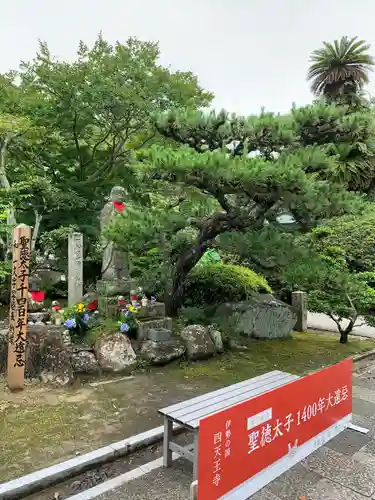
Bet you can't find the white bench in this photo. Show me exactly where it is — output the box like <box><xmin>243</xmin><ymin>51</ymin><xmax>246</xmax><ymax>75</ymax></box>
<box><xmin>159</xmin><ymin>370</ymin><xmax>299</xmax><ymax>482</ymax></box>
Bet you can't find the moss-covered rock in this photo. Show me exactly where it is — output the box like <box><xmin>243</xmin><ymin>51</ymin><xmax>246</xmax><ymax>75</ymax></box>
<box><xmin>214</xmin><ymin>296</ymin><xmax>296</xmax><ymax>340</ymax></box>
<box><xmin>180</xmin><ymin>324</ymin><xmax>216</xmax><ymax>360</ymax></box>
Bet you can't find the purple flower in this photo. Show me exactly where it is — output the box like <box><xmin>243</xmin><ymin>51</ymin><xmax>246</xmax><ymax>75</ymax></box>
<box><xmin>83</xmin><ymin>313</ymin><xmax>90</xmax><ymax>322</ymax></box>
<box><xmin>64</xmin><ymin>318</ymin><xmax>76</xmax><ymax>329</ymax></box>
<box><xmin>120</xmin><ymin>323</ymin><xmax>130</xmax><ymax>333</ymax></box>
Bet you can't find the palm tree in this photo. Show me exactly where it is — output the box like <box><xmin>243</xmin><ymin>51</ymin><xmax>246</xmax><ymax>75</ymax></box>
<box><xmin>326</xmin><ymin>142</ymin><xmax>375</xmax><ymax>191</ymax></box>
<box><xmin>308</xmin><ymin>37</ymin><xmax>375</xmax><ymax>101</ymax></box>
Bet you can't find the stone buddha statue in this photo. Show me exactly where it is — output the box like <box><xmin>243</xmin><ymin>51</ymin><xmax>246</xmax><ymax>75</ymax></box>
<box><xmin>100</xmin><ymin>186</ymin><xmax>129</xmax><ymax>281</ymax></box>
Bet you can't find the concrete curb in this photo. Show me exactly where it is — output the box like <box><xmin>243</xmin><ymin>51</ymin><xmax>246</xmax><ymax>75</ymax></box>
<box><xmin>352</xmin><ymin>347</ymin><xmax>375</xmax><ymax>363</ymax></box>
<box><xmin>308</xmin><ymin>325</ymin><xmax>375</xmax><ymax>340</ymax></box>
<box><xmin>0</xmin><ymin>423</ymin><xmax>182</xmax><ymax>500</ymax></box>
<box><xmin>65</xmin><ymin>453</ymin><xmax>180</xmax><ymax>500</ymax></box>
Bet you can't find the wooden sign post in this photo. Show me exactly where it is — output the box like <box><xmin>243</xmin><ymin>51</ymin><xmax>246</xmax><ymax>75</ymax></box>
<box><xmin>7</xmin><ymin>224</ymin><xmax>31</xmax><ymax>391</ymax></box>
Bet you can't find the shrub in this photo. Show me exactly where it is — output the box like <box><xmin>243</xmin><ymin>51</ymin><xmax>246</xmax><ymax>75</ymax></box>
<box><xmin>183</xmin><ymin>264</ymin><xmax>271</xmax><ymax>307</ymax></box>
<box><xmin>180</xmin><ymin>306</ymin><xmax>211</xmax><ymax>325</ymax></box>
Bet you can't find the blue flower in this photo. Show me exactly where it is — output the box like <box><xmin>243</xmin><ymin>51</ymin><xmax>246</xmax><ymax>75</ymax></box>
<box><xmin>64</xmin><ymin>318</ymin><xmax>76</xmax><ymax>329</ymax></box>
<box><xmin>83</xmin><ymin>313</ymin><xmax>90</xmax><ymax>322</ymax></box>
<box><xmin>120</xmin><ymin>323</ymin><xmax>130</xmax><ymax>333</ymax></box>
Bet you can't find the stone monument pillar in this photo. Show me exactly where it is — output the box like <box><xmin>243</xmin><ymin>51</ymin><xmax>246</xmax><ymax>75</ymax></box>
<box><xmin>292</xmin><ymin>291</ymin><xmax>307</xmax><ymax>332</ymax></box>
<box><xmin>68</xmin><ymin>232</ymin><xmax>83</xmax><ymax>306</ymax></box>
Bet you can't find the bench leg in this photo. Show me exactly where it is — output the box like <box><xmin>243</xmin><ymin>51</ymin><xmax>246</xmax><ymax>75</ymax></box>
<box><xmin>163</xmin><ymin>417</ymin><xmax>173</xmax><ymax>467</ymax></box>
<box><xmin>193</xmin><ymin>430</ymin><xmax>199</xmax><ymax>481</ymax></box>
<box><xmin>190</xmin><ymin>480</ymin><xmax>198</xmax><ymax>500</ymax></box>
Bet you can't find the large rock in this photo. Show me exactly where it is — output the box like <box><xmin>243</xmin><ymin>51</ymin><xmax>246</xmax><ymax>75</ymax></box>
<box><xmin>0</xmin><ymin>325</ymin><xmax>73</xmax><ymax>380</ymax></box>
<box><xmin>207</xmin><ymin>325</ymin><xmax>224</xmax><ymax>353</ymax></box>
<box><xmin>94</xmin><ymin>333</ymin><xmax>137</xmax><ymax>373</ymax></box>
<box><xmin>180</xmin><ymin>324</ymin><xmax>216</xmax><ymax>360</ymax></box>
<box><xmin>40</xmin><ymin>368</ymin><xmax>73</xmax><ymax>387</ymax></box>
<box><xmin>71</xmin><ymin>348</ymin><xmax>100</xmax><ymax>374</ymax></box>
<box><xmin>228</xmin><ymin>338</ymin><xmax>251</xmax><ymax>351</ymax></box>
<box><xmin>40</xmin><ymin>338</ymin><xmax>74</xmax><ymax>386</ymax></box>
<box><xmin>215</xmin><ymin>296</ymin><xmax>296</xmax><ymax>340</ymax></box>
<box><xmin>139</xmin><ymin>339</ymin><xmax>186</xmax><ymax>365</ymax></box>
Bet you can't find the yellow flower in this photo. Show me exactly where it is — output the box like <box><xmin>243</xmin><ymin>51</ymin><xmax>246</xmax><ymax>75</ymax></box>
<box><xmin>128</xmin><ymin>305</ymin><xmax>138</xmax><ymax>313</ymax></box>
<box><xmin>76</xmin><ymin>303</ymin><xmax>84</xmax><ymax>313</ymax></box>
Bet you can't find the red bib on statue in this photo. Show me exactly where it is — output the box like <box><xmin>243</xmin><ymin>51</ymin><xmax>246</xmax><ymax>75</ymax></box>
<box><xmin>113</xmin><ymin>201</ymin><xmax>125</xmax><ymax>213</ymax></box>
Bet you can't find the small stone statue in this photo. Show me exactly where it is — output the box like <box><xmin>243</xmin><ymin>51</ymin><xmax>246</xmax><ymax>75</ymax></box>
<box><xmin>51</xmin><ymin>300</ymin><xmax>64</xmax><ymax>326</ymax></box>
<box><xmin>100</xmin><ymin>186</ymin><xmax>129</xmax><ymax>281</ymax></box>
<box><xmin>28</xmin><ymin>291</ymin><xmax>45</xmax><ymax>312</ymax></box>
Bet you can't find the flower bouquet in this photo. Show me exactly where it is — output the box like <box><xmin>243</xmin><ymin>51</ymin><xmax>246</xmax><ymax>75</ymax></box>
<box><xmin>63</xmin><ymin>302</ymin><xmax>93</xmax><ymax>342</ymax></box>
<box><xmin>119</xmin><ymin>303</ymin><xmax>139</xmax><ymax>338</ymax></box>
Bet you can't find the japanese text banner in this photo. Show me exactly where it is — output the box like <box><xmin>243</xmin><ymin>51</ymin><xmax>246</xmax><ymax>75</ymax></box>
<box><xmin>198</xmin><ymin>358</ymin><xmax>352</xmax><ymax>500</ymax></box>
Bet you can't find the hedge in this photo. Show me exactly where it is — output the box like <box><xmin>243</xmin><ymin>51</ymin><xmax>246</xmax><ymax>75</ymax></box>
<box><xmin>183</xmin><ymin>263</ymin><xmax>271</xmax><ymax>306</ymax></box>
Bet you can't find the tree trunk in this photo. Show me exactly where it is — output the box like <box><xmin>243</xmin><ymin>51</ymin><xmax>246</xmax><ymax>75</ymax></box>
<box><xmin>0</xmin><ymin>136</ymin><xmax>16</xmax><ymax>227</ymax></box>
<box><xmin>328</xmin><ymin>312</ymin><xmax>355</xmax><ymax>345</ymax></box>
<box><xmin>340</xmin><ymin>317</ymin><xmax>355</xmax><ymax>344</ymax></box>
<box><xmin>339</xmin><ymin>330</ymin><xmax>348</xmax><ymax>344</ymax></box>
<box><xmin>0</xmin><ymin>136</ymin><xmax>17</xmax><ymax>260</ymax></box>
<box><xmin>165</xmin><ymin>241</ymin><xmax>208</xmax><ymax>317</ymax></box>
<box><xmin>31</xmin><ymin>210</ymin><xmax>43</xmax><ymax>252</ymax></box>
<box><xmin>167</xmin><ymin>249</ymin><xmax>208</xmax><ymax>316</ymax></box>
<box><xmin>165</xmin><ymin>280</ymin><xmax>185</xmax><ymax>318</ymax></box>
<box><xmin>165</xmin><ymin>205</ymin><xmax>272</xmax><ymax>317</ymax></box>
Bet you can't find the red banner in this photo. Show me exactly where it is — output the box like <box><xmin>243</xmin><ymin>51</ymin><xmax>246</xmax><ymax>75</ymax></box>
<box><xmin>198</xmin><ymin>358</ymin><xmax>353</xmax><ymax>500</ymax></box>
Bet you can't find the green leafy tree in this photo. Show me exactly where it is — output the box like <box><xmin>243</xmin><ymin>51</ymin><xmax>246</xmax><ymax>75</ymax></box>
<box><xmin>308</xmin><ymin>36</ymin><xmax>374</xmax><ymax>103</ymax></box>
<box><xmin>292</xmin><ymin>103</ymin><xmax>375</xmax><ymax>191</ymax></box>
<box><xmin>0</xmin><ymin>35</ymin><xmax>213</xmax><ymax>285</ymax></box>
<box><xmin>284</xmin><ymin>244</ymin><xmax>375</xmax><ymax>343</ymax></box>
<box><xmin>15</xmin><ymin>35</ymin><xmax>213</xmax><ymax>192</ymax></box>
<box><xmin>308</xmin><ymin>210</ymin><xmax>375</xmax><ymax>273</ymax></box>
<box><xmin>109</xmin><ymin>107</ymin><xmax>356</xmax><ymax>316</ymax></box>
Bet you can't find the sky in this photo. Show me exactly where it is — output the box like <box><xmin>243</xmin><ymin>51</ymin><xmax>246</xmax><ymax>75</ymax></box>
<box><xmin>2</xmin><ymin>0</ymin><xmax>375</xmax><ymax>115</ymax></box>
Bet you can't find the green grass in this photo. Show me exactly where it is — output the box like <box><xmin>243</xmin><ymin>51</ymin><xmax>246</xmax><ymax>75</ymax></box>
<box><xmin>0</xmin><ymin>400</ymin><xmax>84</xmax><ymax>480</ymax></box>
<box><xmin>165</xmin><ymin>331</ymin><xmax>375</xmax><ymax>384</ymax></box>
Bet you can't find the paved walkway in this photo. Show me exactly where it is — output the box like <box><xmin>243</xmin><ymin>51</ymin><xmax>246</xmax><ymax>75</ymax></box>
<box><xmin>308</xmin><ymin>312</ymin><xmax>375</xmax><ymax>339</ymax></box>
<box><xmin>98</xmin><ymin>361</ymin><xmax>375</xmax><ymax>500</ymax></box>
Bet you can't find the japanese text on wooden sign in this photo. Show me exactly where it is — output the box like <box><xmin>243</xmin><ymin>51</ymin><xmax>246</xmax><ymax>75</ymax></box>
<box><xmin>7</xmin><ymin>224</ymin><xmax>31</xmax><ymax>391</ymax></box>
<box><xmin>198</xmin><ymin>358</ymin><xmax>352</xmax><ymax>500</ymax></box>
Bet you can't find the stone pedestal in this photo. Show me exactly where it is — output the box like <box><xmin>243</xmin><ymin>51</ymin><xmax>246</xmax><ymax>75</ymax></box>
<box><xmin>136</xmin><ymin>302</ymin><xmax>171</xmax><ymax>341</ymax></box>
<box><xmin>97</xmin><ymin>279</ymin><xmax>134</xmax><ymax>318</ymax></box>
<box><xmin>97</xmin><ymin>278</ymin><xmax>135</xmax><ymax>297</ymax></box>
<box><xmin>137</xmin><ymin>317</ymin><xmax>173</xmax><ymax>341</ymax></box>
<box><xmin>148</xmin><ymin>328</ymin><xmax>172</xmax><ymax>342</ymax></box>
<box><xmin>138</xmin><ymin>302</ymin><xmax>166</xmax><ymax>319</ymax></box>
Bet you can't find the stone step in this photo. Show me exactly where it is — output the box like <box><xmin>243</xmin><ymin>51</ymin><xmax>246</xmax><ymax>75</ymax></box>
<box><xmin>147</xmin><ymin>328</ymin><xmax>172</xmax><ymax>342</ymax></box>
<box><xmin>137</xmin><ymin>317</ymin><xmax>172</xmax><ymax>341</ymax></box>
<box><xmin>137</xmin><ymin>302</ymin><xmax>166</xmax><ymax>319</ymax></box>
